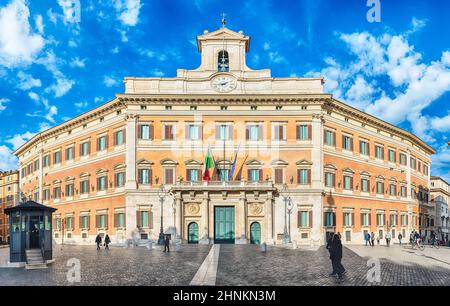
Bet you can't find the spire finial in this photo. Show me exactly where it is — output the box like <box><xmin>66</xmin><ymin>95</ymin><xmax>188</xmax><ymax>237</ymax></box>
<box><xmin>221</xmin><ymin>13</ymin><xmax>226</xmax><ymax>28</ymax></box>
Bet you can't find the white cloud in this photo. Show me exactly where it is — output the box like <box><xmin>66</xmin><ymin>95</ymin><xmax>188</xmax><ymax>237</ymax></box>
<box><xmin>0</xmin><ymin>97</ymin><xmax>9</xmax><ymax>112</ymax></box>
<box><xmin>28</xmin><ymin>92</ymin><xmax>39</xmax><ymax>101</ymax></box>
<box><xmin>430</xmin><ymin>113</ymin><xmax>450</xmax><ymax>132</ymax></box>
<box><xmin>0</xmin><ymin>145</ymin><xmax>18</xmax><ymax>170</ymax></box>
<box><xmin>263</xmin><ymin>42</ymin><xmax>270</xmax><ymax>50</ymax></box>
<box><xmin>115</xmin><ymin>0</ymin><xmax>142</xmax><ymax>27</ymax></box>
<box><xmin>68</xmin><ymin>40</ymin><xmax>77</xmax><ymax>48</ymax></box>
<box><xmin>37</xmin><ymin>51</ymin><xmax>75</xmax><ymax>98</ymax></box>
<box><xmin>74</xmin><ymin>100</ymin><xmax>88</xmax><ymax>108</ymax></box>
<box><xmin>0</xmin><ymin>0</ymin><xmax>45</xmax><ymax>67</ymax></box>
<box><xmin>34</xmin><ymin>14</ymin><xmax>44</xmax><ymax>34</ymax></box>
<box><xmin>6</xmin><ymin>130</ymin><xmax>35</xmax><ymax>150</ymax></box>
<box><xmin>46</xmin><ymin>78</ymin><xmax>74</xmax><ymax>98</ymax></box>
<box><xmin>94</xmin><ymin>97</ymin><xmax>104</xmax><ymax>103</ymax></box>
<box><xmin>47</xmin><ymin>8</ymin><xmax>58</xmax><ymax>24</ymax></box>
<box><xmin>17</xmin><ymin>71</ymin><xmax>41</xmax><ymax>90</ymax></box>
<box><xmin>103</xmin><ymin>75</ymin><xmax>119</xmax><ymax>87</ymax></box>
<box><xmin>268</xmin><ymin>51</ymin><xmax>286</xmax><ymax>64</ymax></box>
<box><xmin>57</xmin><ymin>0</ymin><xmax>81</xmax><ymax>24</ymax></box>
<box><xmin>150</xmin><ymin>69</ymin><xmax>164</xmax><ymax>77</ymax></box>
<box><xmin>70</xmin><ymin>56</ymin><xmax>85</xmax><ymax>68</ymax></box>
<box><xmin>26</xmin><ymin>105</ymin><xmax>58</xmax><ymax>123</ymax></box>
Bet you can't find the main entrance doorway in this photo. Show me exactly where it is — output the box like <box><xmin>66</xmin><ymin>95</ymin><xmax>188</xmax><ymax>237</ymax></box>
<box><xmin>214</xmin><ymin>207</ymin><xmax>235</xmax><ymax>243</ymax></box>
<box><xmin>250</xmin><ymin>222</ymin><xmax>261</xmax><ymax>244</ymax></box>
<box><xmin>188</xmin><ymin>222</ymin><xmax>199</xmax><ymax>244</ymax></box>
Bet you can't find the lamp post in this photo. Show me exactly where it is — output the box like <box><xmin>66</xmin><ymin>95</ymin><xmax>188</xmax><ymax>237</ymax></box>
<box><xmin>280</xmin><ymin>184</ymin><xmax>291</xmax><ymax>244</ymax></box>
<box><xmin>287</xmin><ymin>197</ymin><xmax>293</xmax><ymax>243</ymax></box>
<box><xmin>157</xmin><ymin>184</ymin><xmax>166</xmax><ymax>245</ymax></box>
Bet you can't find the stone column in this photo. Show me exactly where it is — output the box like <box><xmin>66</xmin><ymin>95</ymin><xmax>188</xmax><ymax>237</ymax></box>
<box><xmin>38</xmin><ymin>148</ymin><xmax>43</xmax><ymax>203</ymax></box>
<box><xmin>406</xmin><ymin>149</ymin><xmax>413</xmax><ymax>234</ymax></box>
<box><xmin>265</xmin><ymin>191</ymin><xmax>274</xmax><ymax>244</ymax></box>
<box><xmin>311</xmin><ymin>113</ymin><xmax>324</xmax><ymax>245</ymax></box>
<box><xmin>200</xmin><ymin>191</ymin><xmax>210</xmax><ymax>244</ymax></box>
<box><xmin>236</xmin><ymin>191</ymin><xmax>247</xmax><ymax>244</ymax></box>
<box><xmin>125</xmin><ymin>114</ymin><xmax>137</xmax><ymax>190</ymax></box>
<box><xmin>175</xmin><ymin>195</ymin><xmax>182</xmax><ymax>240</ymax></box>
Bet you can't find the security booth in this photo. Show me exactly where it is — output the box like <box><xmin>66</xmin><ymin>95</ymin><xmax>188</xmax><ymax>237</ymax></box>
<box><xmin>4</xmin><ymin>200</ymin><xmax>57</xmax><ymax>263</ymax></box>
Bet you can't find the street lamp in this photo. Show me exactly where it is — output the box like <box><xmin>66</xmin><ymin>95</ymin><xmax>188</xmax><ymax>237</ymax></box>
<box><xmin>280</xmin><ymin>184</ymin><xmax>291</xmax><ymax>244</ymax></box>
<box><xmin>287</xmin><ymin>197</ymin><xmax>293</xmax><ymax>243</ymax></box>
<box><xmin>157</xmin><ymin>184</ymin><xmax>166</xmax><ymax>245</ymax></box>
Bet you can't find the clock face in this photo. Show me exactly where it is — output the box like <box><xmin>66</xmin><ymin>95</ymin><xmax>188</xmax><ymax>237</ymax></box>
<box><xmin>211</xmin><ymin>75</ymin><xmax>237</xmax><ymax>93</ymax></box>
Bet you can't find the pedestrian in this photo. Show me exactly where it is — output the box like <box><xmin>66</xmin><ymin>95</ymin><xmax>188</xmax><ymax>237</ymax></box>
<box><xmin>326</xmin><ymin>232</ymin><xmax>334</xmax><ymax>250</ymax></box>
<box><xmin>104</xmin><ymin>234</ymin><xmax>111</xmax><ymax>249</ymax></box>
<box><xmin>95</xmin><ymin>234</ymin><xmax>102</xmax><ymax>250</ymax></box>
<box><xmin>370</xmin><ymin>232</ymin><xmax>375</xmax><ymax>247</ymax></box>
<box><xmin>163</xmin><ymin>234</ymin><xmax>170</xmax><ymax>252</ymax></box>
<box><xmin>446</xmin><ymin>233</ymin><xmax>449</xmax><ymax>246</ymax></box>
<box><xmin>364</xmin><ymin>232</ymin><xmax>370</xmax><ymax>246</ymax></box>
<box><xmin>337</xmin><ymin>232</ymin><xmax>341</xmax><ymax>240</ymax></box>
<box><xmin>398</xmin><ymin>233</ymin><xmax>403</xmax><ymax>245</ymax></box>
<box><xmin>385</xmin><ymin>231</ymin><xmax>391</xmax><ymax>247</ymax></box>
<box><xmin>329</xmin><ymin>234</ymin><xmax>345</xmax><ymax>280</ymax></box>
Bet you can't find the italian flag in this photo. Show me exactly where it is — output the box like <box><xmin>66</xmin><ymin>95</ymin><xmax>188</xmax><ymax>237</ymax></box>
<box><xmin>202</xmin><ymin>145</ymin><xmax>216</xmax><ymax>181</ymax></box>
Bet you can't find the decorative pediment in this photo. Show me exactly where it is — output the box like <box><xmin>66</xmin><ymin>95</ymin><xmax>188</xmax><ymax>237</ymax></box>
<box><xmin>96</xmin><ymin>168</ymin><xmax>108</xmax><ymax>175</ymax></box>
<box><xmin>160</xmin><ymin>158</ymin><xmax>178</xmax><ymax>165</ymax></box>
<box><xmin>360</xmin><ymin>171</ymin><xmax>371</xmax><ymax>177</ymax></box>
<box><xmin>296</xmin><ymin>159</ymin><xmax>313</xmax><ymax>166</ymax></box>
<box><xmin>376</xmin><ymin>175</ymin><xmax>385</xmax><ymax>180</ymax></box>
<box><xmin>65</xmin><ymin>176</ymin><xmax>75</xmax><ymax>182</ymax></box>
<box><xmin>137</xmin><ymin>159</ymin><xmax>154</xmax><ymax>166</ymax></box>
<box><xmin>271</xmin><ymin>159</ymin><xmax>288</xmax><ymax>166</ymax></box>
<box><xmin>197</xmin><ymin>27</ymin><xmax>250</xmax><ymax>52</ymax></box>
<box><xmin>389</xmin><ymin>177</ymin><xmax>397</xmax><ymax>182</ymax></box>
<box><xmin>246</xmin><ymin>159</ymin><xmax>263</xmax><ymax>166</ymax></box>
<box><xmin>53</xmin><ymin>179</ymin><xmax>62</xmax><ymax>185</ymax></box>
<box><xmin>79</xmin><ymin>172</ymin><xmax>90</xmax><ymax>178</ymax></box>
<box><xmin>185</xmin><ymin>159</ymin><xmax>203</xmax><ymax>166</ymax></box>
<box><xmin>324</xmin><ymin>164</ymin><xmax>337</xmax><ymax>170</ymax></box>
<box><xmin>342</xmin><ymin>167</ymin><xmax>355</xmax><ymax>174</ymax></box>
<box><xmin>216</xmin><ymin>159</ymin><xmax>232</xmax><ymax>166</ymax></box>
<box><xmin>114</xmin><ymin>163</ymin><xmax>126</xmax><ymax>170</ymax></box>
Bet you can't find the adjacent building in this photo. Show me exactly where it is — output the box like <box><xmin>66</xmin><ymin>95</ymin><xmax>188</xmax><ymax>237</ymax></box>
<box><xmin>430</xmin><ymin>176</ymin><xmax>450</xmax><ymax>241</ymax></box>
<box><xmin>14</xmin><ymin>26</ymin><xmax>434</xmax><ymax>246</ymax></box>
<box><xmin>0</xmin><ymin>170</ymin><xmax>20</xmax><ymax>244</ymax></box>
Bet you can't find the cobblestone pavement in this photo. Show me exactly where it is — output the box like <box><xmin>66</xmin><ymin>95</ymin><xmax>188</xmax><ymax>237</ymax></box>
<box><xmin>216</xmin><ymin>244</ymin><xmax>450</xmax><ymax>286</ymax></box>
<box><xmin>0</xmin><ymin>243</ymin><xmax>449</xmax><ymax>286</ymax></box>
<box><xmin>0</xmin><ymin>244</ymin><xmax>211</xmax><ymax>286</ymax></box>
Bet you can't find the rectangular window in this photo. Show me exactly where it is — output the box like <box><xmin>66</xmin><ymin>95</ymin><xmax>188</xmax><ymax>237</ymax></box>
<box><xmin>389</xmin><ymin>184</ymin><xmax>397</xmax><ymax>196</ymax></box>
<box><xmin>324</xmin><ymin>130</ymin><xmax>335</xmax><ymax>146</ymax></box>
<box><xmin>54</xmin><ymin>151</ymin><xmax>61</xmax><ymax>164</ymax></box>
<box><xmin>361</xmin><ymin>213</ymin><xmax>370</xmax><ymax>226</ymax></box>
<box><xmin>34</xmin><ymin>160</ymin><xmax>40</xmax><ymax>171</ymax></box>
<box><xmin>272</xmin><ymin>124</ymin><xmax>285</xmax><ymax>141</ymax></box>
<box><xmin>98</xmin><ymin>215</ymin><xmax>107</xmax><ymax>228</ymax></box>
<box><xmin>343</xmin><ymin>175</ymin><xmax>353</xmax><ymax>190</ymax></box>
<box><xmin>248</xmin><ymin>169</ymin><xmax>261</xmax><ymax>182</ymax></box>
<box><xmin>115</xmin><ymin>172</ymin><xmax>125</xmax><ymax>187</ymax></box>
<box><xmin>376</xmin><ymin>182</ymin><xmax>384</xmax><ymax>194</ymax></box>
<box><xmin>186</xmin><ymin>124</ymin><xmax>201</xmax><ymax>141</ymax></box>
<box><xmin>297</xmin><ymin>169</ymin><xmax>310</xmax><ymax>185</ymax></box>
<box><xmin>80</xmin><ymin>180</ymin><xmax>89</xmax><ymax>194</ymax></box>
<box><xmin>66</xmin><ymin>217</ymin><xmax>73</xmax><ymax>231</ymax></box>
<box><xmin>296</xmin><ymin>125</ymin><xmax>311</xmax><ymax>141</ymax></box>
<box><xmin>325</xmin><ymin>172</ymin><xmax>335</xmax><ymax>188</ymax></box>
<box><xmin>164</xmin><ymin>168</ymin><xmax>174</xmax><ymax>184</ymax></box>
<box><xmin>390</xmin><ymin>214</ymin><xmax>397</xmax><ymax>226</ymax></box>
<box><xmin>274</xmin><ymin>168</ymin><xmax>284</xmax><ymax>184</ymax></box>
<box><xmin>376</xmin><ymin>214</ymin><xmax>385</xmax><ymax>226</ymax></box>
<box><xmin>97</xmin><ymin>176</ymin><xmax>107</xmax><ymax>191</ymax></box>
<box><xmin>423</xmin><ymin>165</ymin><xmax>429</xmax><ymax>176</ymax></box>
<box><xmin>43</xmin><ymin>189</ymin><xmax>50</xmax><ymax>201</ymax></box>
<box><xmin>388</xmin><ymin>149</ymin><xmax>396</xmax><ymax>162</ymax></box>
<box><xmin>81</xmin><ymin>142</ymin><xmax>90</xmax><ymax>156</ymax></box>
<box><xmin>141</xmin><ymin>211</ymin><xmax>149</xmax><ymax>228</ymax></box>
<box><xmin>400</xmin><ymin>186</ymin><xmax>407</xmax><ymax>197</ymax></box>
<box><xmin>343</xmin><ymin>212</ymin><xmax>353</xmax><ymax>226</ymax></box>
<box><xmin>401</xmin><ymin>215</ymin><xmax>407</xmax><ymax>226</ymax></box>
<box><xmin>410</xmin><ymin>157</ymin><xmax>416</xmax><ymax>170</ymax></box>
<box><xmin>80</xmin><ymin>216</ymin><xmax>89</xmax><ymax>229</ymax></box>
<box><xmin>66</xmin><ymin>183</ymin><xmax>74</xmax><ymax>197</ymax></box>
<box><xmin>66</xmin><ymin>146</ymin><xmax>74</xmax><ymax>161</ymax></box>
<box><xmin>53</xmin><ymin>187</ymin><xmax>61</xmax><ymax>199</ymax></box>
<box><xmin>298</xmin><ymin>211</ymin><xmax>310</xmax><ymax>228</ymax></box>
<box><xmin>97</xmin><ymin>135</ymin><xmax>108</xmax><ymax>151</ymax></box>
<box><xmin>219</xmin><ymin>169</ymin><xmax>229</xmax><ymax>182</ymax></box>
<box><xmin>114</xmin><ymin>130</ymin><xmax>124</xmax><ymax>146</ymax></box>
<box><xmin>360</xmin><ymin>140</ymin><xmax>369</xmax><ymax>156</ymax></box>
<box><xmin>138</xmin><ymin>169</ymin><xmax>151</xmax><ymax>185</ymax></box>
<box><xmin>138</xmin><ymin>124</ymin><xmax>153</xmax><ymax>140</ymax></box>
<box><xmin>163</xmin><ymin>124</ymin><xmax>175</xmax><ymax>141</ymax></box>
<box><xmin>186</xmin><ymin>169</ymin><xmax>201</xmax><ymax>182</ymax></box>
<box><xmin>246</xmin><ymin>124</ymin><xmax>262</xmax><ymax>141</ymax></box>
<box><xmin>400</xmin><ymin>153</ymin><xmax>407</xmax><ymax>165</ymax></box>
<box><xmin>43</xmin><ymin>155</ymin><xmax>50</xmax><ymax>167</ymax></box>
<box><xmin>342</xmin><ymin>135</ymin><xmax>353</xmax><ymax>151</ymax></box>
<box><xmin>417</xmin><ymin>160</ymin><xmax>422</xmax><ymax>173</ymax></box>
<box><xmin>375</xmin><ymin>145</ymin><xmax>384</xmax><ymax>159</ymax></box>
<box><xmin>361</xmin><ymin>178</ymin><xmax>370</xmax><ymax>192</ymax></box>
<box><xmin>216</xmin><ymin>124</ymin><xmax>232</xmax><ymax>141</ymax></box>
<box><xmin>115</xmin><ymin>213</ymin><xmax>125</xmax><ymax>228</ymax></box>
<box><xmin>324</xmin><ymin>212</ymin><xmax>335</xmax><ymax>227</ymax></box>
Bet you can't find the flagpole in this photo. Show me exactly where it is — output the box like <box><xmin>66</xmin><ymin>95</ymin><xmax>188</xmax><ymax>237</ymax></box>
<box><xmin>223</xmin><ymin>139</ymin><xmax>226</xmax><ymax>181</ymax></box>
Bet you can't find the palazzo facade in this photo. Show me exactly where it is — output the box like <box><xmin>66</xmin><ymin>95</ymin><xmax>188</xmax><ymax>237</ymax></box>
<box><xmin>15</xmin><ymin>26</ymin><xmax>434</xmax><ymax>246</ymax></box>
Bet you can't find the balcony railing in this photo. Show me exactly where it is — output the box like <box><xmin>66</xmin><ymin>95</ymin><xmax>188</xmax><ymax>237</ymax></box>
<box><xmin>173</xmin><ymin>180</ymin><xmax>275</xmax><ymax>188</ymax></box>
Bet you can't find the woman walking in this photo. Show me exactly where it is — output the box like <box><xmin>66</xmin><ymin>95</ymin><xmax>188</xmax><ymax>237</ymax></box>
<box><xmin>329</xmin><ymin>234</ymin><xmax>345</xmax><ymax>280</ymax></box>
<box><xmin>104</xmin><ymin>234</ymin><xmax>111</xmax><ymax>249</ymax></box>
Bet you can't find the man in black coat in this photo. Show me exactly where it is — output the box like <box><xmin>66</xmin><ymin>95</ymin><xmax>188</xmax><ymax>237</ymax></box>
<box><xmin>329</xmin><ymin>234</ymin><xmax>345</xmax><ymax>280</ymax></box>
<box><xmin>95</xmin><ymin>234</ymin><xmax>102</xmax><ymax>250</ymax></box>
<box><xmin>163</xmin><ymin>234</ymin><xmax>170</xmax><ymax>252</ymax></box>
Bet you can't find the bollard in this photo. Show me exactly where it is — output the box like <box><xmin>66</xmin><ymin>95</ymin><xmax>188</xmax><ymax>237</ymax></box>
<box><xmin>147</xmin><ymin>240</ymin><xmax>153</xmax><ymax>250</ymax></box>
<box><xmin>261</xmin><ymin>242</ymin><xmax>267</xmax><ymax>253</ymax></box>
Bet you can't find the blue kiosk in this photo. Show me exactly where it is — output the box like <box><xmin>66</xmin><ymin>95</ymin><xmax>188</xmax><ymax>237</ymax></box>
<box><xmin>4</xmin><ymin>200</ymin><xmax>57</xmax><ymax>266</ymax></box>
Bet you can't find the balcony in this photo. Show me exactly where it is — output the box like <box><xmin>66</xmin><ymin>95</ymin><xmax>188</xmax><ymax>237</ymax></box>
<box><xmin>171</xmin><ymin>180</ymin><xmax>277</xmax><ymax>192</ymax></box>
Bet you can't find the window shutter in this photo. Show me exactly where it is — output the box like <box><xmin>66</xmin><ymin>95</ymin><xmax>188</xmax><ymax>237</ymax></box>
<box><xmin>149</xmin><ymin>211</ymin><xmax>153</xmax><ymax>229</ymax></box>
<box><xmin>114</xmin><ymin>213</ymin><xmax>119</xmax><ymax>228</ymax></box>
<box><xmin>367</xmin><ymin>144</ymin><xmax>370</xmax><ymax>156</ymax></box>
<box><xmin>296</xmin><ymin>125</ymin><xmax>300</xmax><ymax>140</ymax></box>
<box><xmin>79</xmin><ymin>143</ymin><xmax>82</xmax><ymax>156</ymax></box>
<box><xmin>351</xmin><ymin>213</ymin><xmax>355</xmax><ymax>227</ymax></box>
<box><xmin>247</xmin><ymin>169</ymin><xmax>251</xmax><ymax>181</ymax></box>
<box><xmin>307</xmin><ymin>169</ymin><xmax>311</xmax><ymax>184</ymax></box>
<box><xmin>259</xmin><ymin>169</ymin><xmax>263</xmax><ymax>182</ymax></box>
<box><xmin>342</xmin><ymin>135</ymin><xmax>345</xmax><ymax>149</ymax></box>
<box><xmin>185</xmin><ymin>124</ymin><xmax>190</xmax><ymax>140</ymax></box>
<box><xmin>350</xmin><ymin>137</ymin><xmax>353</xmax><ymax>151</ymax></box>
<box><xmin>368</xmin><ymin>214</ymin><xmax>371</xmax><ymax>226</ymax></box>
<box><xmin>360</xmin><ymin>213</ymin><xmax>363</xmax><ymax>226</ymax></box>
<box><xmin>136</xmin><ymin>211</ymin><xmax>141</xmax><ymax>227</ymax></box>
<box><xmin>113</xmin><ymin>132</ymin><xmax>117</xmax><ymax>146</ymax></box>
<box><xmin>332</xmin><ymin>212</ymin><xmax>336</xmax><ymax>226</ymax></box>
<box><xmin>96</xmin><ymin>215</ymin><xmax>100</xmax><ymax>228</ymax></box>
<box><xmin>324</xmin><ymin>213</ymin><xmax>327</xmax><ymax>226</ymax></box>
<box><xmin>245</xmin><ymin>127</ymin><xmax>249</xmax><ymax>140</ymax></box>
<box><xmin>122</xmin><ymin>129</ymin><xmax>126</xmax><ymax>143</ymax></box>
<box><xmin>197</xmin><ymin>169</ymin><xmax>202</xmax><ymax>181</ymax></box>
<box><xmin>308</xmin><ymin>125</ymin><xmax>312</xmax><ymax>140</ymax></box>
<box><xmin>97</xmin><ymin>138</ymin><xmax>100</xmax><ymax>151</ymax></box>
<box><xmin>215</xmin><ymin>126</ymin><xmax>220</xmax><ymax>140</ymax></box>
<box><xmin>332</xmin><ymin>173</ymin><xmax>336</xmax><ymax>187</ymax></box>
<box><xmin>297</xmin><ymin>169</ymin><xmax>301</xmax><ymax>184</ymax></box>
<box><xmin>186</xmin><ymin>169</ymin><xmax>190</xmax><ymax>182</ymax></box>
<box><xmin>258</xmin><ymin>125</ymin><xmax>263</xmax><ymax>140</ymax></box>
<box><xmin>350</xmin><ymin>177</ymin><xmax>353</xmax><ymax>189</ymax></box>
<box><xmin>105</xmin><ymin>134</ymin><xmax>109</xmax><ymax>149</ymax></box>
<box><xmin>228</xmin><ymin>125</ymin><xmax>233</xmax><ymax>140</ymax></box>
<box><xmin>323</xmin><ymin>130</ymin><xmax>327</xmax><ymax>143</ymax></box>
<box><xmin>199</xmin><ymin>126</ymin><xmax>203</xmax><ymax>140</ymax></box>
<box><xmin>332</xmin><ymin>132</ymin><xmax>336</xmax><ymax>146</ymax></box>
<box><xmin>297</xmin><ymin>211</ymin><xmax>301</xmax><ymax>228</ymax></box>
<box><xmin>104</xmin><ymin>214</ymin><xmax>108</xmax><ymax>229</ymax></box>
<box><xmin>137</xmin><ymin>125</ymin><xmax>142</xmax><ymax>139</ymax></box>
<box><xmin>122</xmin><ymin>214</ymin><xmax>126</xmax><ymax>228</ymax></box>
<box><xmin>137</xmin><ymin>169</ymin><xmax>142</xmax><ymax>184</ymax></box>
<box><xmin>309</xmin><ymin>211</ymin><xmax>313</xmax><ymax>228</ymax></box>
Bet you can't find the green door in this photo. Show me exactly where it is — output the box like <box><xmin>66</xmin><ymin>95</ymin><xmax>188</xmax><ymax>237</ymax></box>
<box><xmin>214</xmin><ymin>207</ymin><xmax>235</xmax><ymax>243</ymax></box>
<box><xmin>250</xmin><ymin>222</ymin><xmax>261</xmax><ymax>244</ymax></box>
<box><xmin>188</xmin><ymin>222</ymin><xmax>199</xmax><ymax>244</ymax></box>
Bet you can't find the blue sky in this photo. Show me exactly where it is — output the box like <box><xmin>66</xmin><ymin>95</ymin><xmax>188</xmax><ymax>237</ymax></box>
<box><xmin>0</xmin><ymin>0</ymin><xmax>449</xmax><ymax>181</ymax></box>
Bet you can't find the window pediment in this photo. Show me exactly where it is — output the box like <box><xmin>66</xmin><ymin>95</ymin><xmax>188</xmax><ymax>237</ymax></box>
<box><xmin>271</xmin><ymin>159</ymin><xmax>288</xmax><ymax>166</ymax></box>
<box><xmin>160</xmin><ymin>158</ymin><xmax>178</xmax><ymax>166</ymax></box>
<box><xmin>114</xmin><ymin>163</ymin><xmax>126</xmax><ymax>171</ymax></box>
<box><xmin>245</xmin><ymin>159</ymin><xmax>263</xmax><ymax>166</ymax></box>
<box><xmin>342</xmin><ymin>168</ymin><xmax>355</xmax><ymax>174</ymax></box>
<box><xmin>137</xmin><ymin>159</ymin><xmax>154</xmax><ymax>166</ymax></box>
<box><xmin>324</xmin><ymin>164</ymin><xmax>337</xmax><ymax>170</ymax></box>
<box><xmin>96</xmin><ymin>168</ymin><xmax>108</xmax><ymax>175</ymax></box>
<box><xmin>185</xmin><ymin>159</ymin><xmax>203</xmax><ymax>166</ymax></box>
<box><xmin>79</xmin><ymin>172</ymin><xmax>90</xmax><ymax>178</ymax></box>
<box><xmin>360</xmin><ymin>171</ymin><xmax>371</xmax><ymax>177</ymax></box>
<box><xmin>296</xmin><ymin>159</ymin><xmax>312</xmax><ymax>166</ymax></box>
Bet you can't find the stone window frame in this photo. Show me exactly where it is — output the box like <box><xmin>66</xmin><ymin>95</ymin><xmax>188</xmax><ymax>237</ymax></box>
<box><xmin>80</xmin><ymin>138</ymin><xmax>91</xmax><ymax>157</ymax></box>
<box><xmin>96</xmin><ymin>209</ymin><xmax>109</xmax><ymax>230</ymax></box>
<box><xmin>215</xmin><ymin>122</ymin><xmax>233</xmax><ymax>141</ymax></box>
<box><xmin>374</xmin><ymin>143</ymin><xmax>385</xmax><ymax>160</ymax></box>
<box><xmin>360</xmin><ymin>209</ymin><xmax>371</xmax><ymax>227</ymax></box>
<box><xmin>137</xmin><ymin>121</ymin><xmax>155</xmax><ymax>141</ymax></box>
<box><xmin>342</xmin><ymin>168</ymin><xmax>355</xmax><ymax>191</ymax></box>
<box><xmin>296</xmin><ymin>159</ymin><xmax>312</xmax><ymax>186</ymax></box>
<box><xmin>245</xmin><ymin>121</ymin><xmax>264</xmax><ymax>142</ymax></box>
<box><xmin>324</xmin><ymin>164</ymin><xmax>337</xmax><ymax>188</ymax></box>
<box><xmin>375</xmin><ymin>175</ymin><xmax>385</xmax><ymax>195</ymax></box>
<box><xmin>323</xmin><ymin>127</ymin><xmax>336</xmax><ymax>147</ymax></box>
<box><xmin>342</xmin><ymin>208</ymin><xmax>355</xmax><ymax>228</ymax></box>
<box><xmin>53</xmin><ymin>149</ymin><xmax>62</xmax><ymax>165</ymax></box>
<box><xmin>297</xmin><ymin>208</ymin><xmax>313</xmax><ymax>229</ymax></box>
<box><xmin>79</xmin><ymin>211</ymin><xmax>90</xmax><ymax>230</ymax></box>
<box><xmin>136</xmin><ymin>206</ymin><xmax>153</xmax><ymax>229</ymax></box>
<box><xmin>360</xmin><ymin>171</ymin><xmax>371</xmax><ymax>193</ymax></box>
<box><xmin>271</xmin><ymin>121</ymin><xmax>288</xmax><ymax>142</ymax></box>
<box><xmin>137</xmin><ymin>159</ymin><xmax>154</xmax><ymax>185</ymax></box>
<box><xmin>185</xmin><ymin>121</ymin><xmax>203</xmax><ymax>142</ymax></box>
<box><xmin>399</xmin><ymin>151</ymin><xmax>407</xmax><ymax>166</ymax></box>
<box><xmin>161</xmin><ymin>158</ymin><xmax>178</xmax><ymax>184</ymax></box>
<box><xmin>65</xmin><ymin>176</ymin><xmax>75</xmax><ymax>198</ymax></box>
<box><xmin>387</xmin><ymin>147</ymin><xmax>397</xmax><ymax>163</ymax></box>
<box><xmin>113</xmin><ymin>164</ymin><xmax>126</xmax><ymax>188</ymax></box>
<box><xmin>359</xmin><ymin>138</ymin><xmax>370</xmax><ymax>156</ymax></box>
<box><xmin>65</xmin><ymin>212</ymin><xmax>75</xmax><ymax>231</ymax></box>
<box><xmin>323</xmin><ymin>208</ymin><xmax>336</xmax><ymax>227</ymax></box>
<box><xmin>246</xmin><ymin>159</ymin><xmax>264</xmax><ymax>182</ymax></box>
<box><xmin>65</xmin><ymin>144</ymin><xmax>75</xmax><ymax>162</ymax></box>
<box><xmin>376</xmin><ymin>210</ymin><xmax>386</xmax><ymax>227</ymax></box>
<box><xmin>43</xmin><ymin>183</ymin><xmax>50</xmax><ymax>201</ymax></box>
<box><xmin>113</xmin><ymin>126</ymin><xmax>126</xmax><ymax>146</ymax></box>
<box><xmin>400</xmin><ymin>181</ymin><xmax>407</xmax><ymax>198</ymax></box>
<box><xmin>43</xmin><ymin>153</ymin><xmax>51</xmax><ymax>168</ymax></box>
<box><xmin>52</xmin><ymin>179</ymin><xmax>62</xmax><ymax>200</ymax></box>
<box><xmin>271</xmin><ymin>159</ymin><xmax>288</xmax><ymax>185</ymax></box>
<box><xmin>162</xmin><ymin>121</ymin><xmax>177</xmax><ymax>142</ymax></box>
<box><xmin>79</xmin><ymin>172</ymin><xmax>91</xmax><ymax>194</ymax></box>
<box><xmin>96</xmin><ymin>168</ymin><xmax>109</xmax><ymax>192</ymax></box>
<box><xmin>185</xmin><ymin>159</ymin><xmax>203</xmax><ymax>182</ymax></box>
<box><xmin>296</xmin><ymin>121</ymin><xmax>312</xmax><ymax>142</ymax></box>
<box><xmin>341</xmin><ymin>132</ymin><xmax>354</xmax><ymax>152</ymax></box>
<box><xmin>96</xmin><ymin>132</ymin><xmax>109</xmax><ymax>153</ymax></box>
<box><xmin>114</xmin><ymin>208</ymin><xmax>126</xmax><ymax>229</ymax></box>
<box><xmin>389</xmin><ymin>177</ymin><xmax>398</xmax><ymax>197</ymax></box>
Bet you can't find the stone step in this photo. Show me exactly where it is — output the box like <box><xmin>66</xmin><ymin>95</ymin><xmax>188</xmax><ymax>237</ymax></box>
<box><xmin>25</xmin><ymin>262</ymin><xmax>47</xmax><ymax>270</ymax></box>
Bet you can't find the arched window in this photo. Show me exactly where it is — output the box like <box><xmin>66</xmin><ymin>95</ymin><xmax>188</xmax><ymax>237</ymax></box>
<box><xmin>218</xmin><ymin>50</ymin><xmax>229</xmax><ymax>72</ymax></box>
